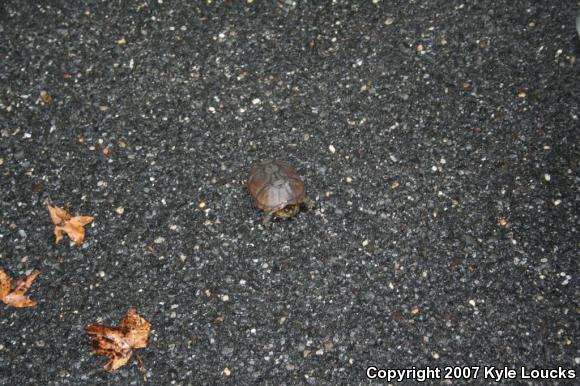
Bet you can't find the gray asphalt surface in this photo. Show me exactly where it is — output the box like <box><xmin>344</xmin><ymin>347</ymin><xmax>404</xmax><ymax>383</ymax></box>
<box><xmin>1</xmin><ymin>1</ymin><xmax>579</xmax><ymax>385</ymax></box>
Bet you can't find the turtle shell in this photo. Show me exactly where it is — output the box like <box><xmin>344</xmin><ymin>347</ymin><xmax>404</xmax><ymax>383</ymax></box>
<box><xmin>247</xmin><ymin>160</ymin><xmax>306</xmax><ymax>212</ymax></box>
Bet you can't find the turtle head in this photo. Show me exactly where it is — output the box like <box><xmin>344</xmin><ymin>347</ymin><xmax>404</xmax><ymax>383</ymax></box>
<box><xmin>274</xmin><ymin>205</ymin><xmax>300</xmax><ymax>218</ymax></box>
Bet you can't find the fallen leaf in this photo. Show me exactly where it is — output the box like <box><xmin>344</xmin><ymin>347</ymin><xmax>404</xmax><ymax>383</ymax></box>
<box><xmin>0</xmin><ymin>270</ymin><xmax>40</xmax><ymax>308</ymax></box>
<box><xmin>85</xmin><ymin>308</ymin><xmax>151</xmax><ymax>372</ymax></box>
<box><xmin>47</xmin><ymin>204</ymin><xmax>94</xmax><ymax>246</ymax></box>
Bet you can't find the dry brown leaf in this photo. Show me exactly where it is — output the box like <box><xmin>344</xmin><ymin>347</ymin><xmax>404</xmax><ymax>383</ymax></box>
<box><xmin>0</xmin><ymin>270</ymin><xmax>40</xmax><ymax>308</ymax></box>
<box><xmin>47</xmin><ymin>204</ymin><xmax>94</xmax><ymax>246</ymax></box>
<box><xmin>85</xmin><ymin>308</ymin><xmax>151</xmax><ymax>372</ymax></box>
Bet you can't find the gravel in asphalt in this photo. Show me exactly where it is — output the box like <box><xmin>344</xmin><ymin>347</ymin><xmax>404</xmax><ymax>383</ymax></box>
<box><xmin>0</xmin><ymin>1</ymin><xmax>578</xmax><ymax>384</ymax></box>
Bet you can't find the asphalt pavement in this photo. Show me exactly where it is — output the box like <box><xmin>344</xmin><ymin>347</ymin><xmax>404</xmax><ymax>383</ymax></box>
<box><xmin>0</xmin><ymin>1</ymin><xmax>578</xmax><ymax>385</ymax></box>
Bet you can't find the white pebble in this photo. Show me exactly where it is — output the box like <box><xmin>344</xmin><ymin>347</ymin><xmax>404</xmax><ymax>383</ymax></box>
<box><xmin>553</xmin><ymin>199</ymin><xmax>562</xmax><ymax>206</ymax></box>
<box><xmin>252</xmin><ymin>98</ymin><xmax>261</xmax><ymax>105</ymax></box>
<box><xmin>544</xmin><ymin>173</ymin><xmax>551</xmax><ymax>181</ymax></box>
<box><xmin>469</xmin><ymin>299</ymin><xmax>476</xmax><ymax>307</ymax></box>
<box><xmin>329</xmin><ymin>144</ymin><xmax>336</xmax><ymax>154</ymax></box>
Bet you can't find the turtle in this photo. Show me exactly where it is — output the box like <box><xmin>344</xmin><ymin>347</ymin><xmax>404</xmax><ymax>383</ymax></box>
<box><xmin>247</xmin><ymin>159</ymin><xmax>315</xmax><ymax>225</ymax></box>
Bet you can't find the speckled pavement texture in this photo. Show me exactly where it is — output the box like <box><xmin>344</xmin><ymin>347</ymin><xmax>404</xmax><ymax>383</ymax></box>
<box><xmin>1</xmin><ymin>1</ymin><xmax>578</xmax><ymax>385</ymax></box>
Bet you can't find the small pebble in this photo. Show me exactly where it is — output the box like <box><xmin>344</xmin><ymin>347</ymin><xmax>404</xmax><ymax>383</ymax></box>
<box><xmin>469</xmin><ymin>299</ymin><xmax>476</xmax><ymax>307</ymax></box>
<box><xmin>329</xmin><ymin>145</ymin><xmax>336</xmax><ymax>154</ymax></box>
<box><xmin>252</xmin><ymin>98</ymin><xmax>261</xmax><ymax>105</ymax></box>
<box><xmin>223</xmin><ymin>368</ymin><xmax>231</xmax><ymax>377</ymax></box>
<box><xmin>115</xmin><ymin>207</ymin><xmax>125</xmax><ymax>214</ymax></box>
<box><xmin>432</xmin><ymin>352</ymin><xmax>440</xmax><ymax>359</ymax></box>
<box><xmin>384</xmin><ymin>17</ymin><xmax>394</xmax><ymax>26</ymax></box>
<box><xmin>544</xmin><ymin>173</ymin><xmax>551</xmax><ymax>181</ymax></box>
<box><xmin>40</xmin><ymin>90</ymin><xmax>52</xmax><ymax>104</ymax></box>
<box><xmin>411</xmin><ymin>307</ymin><xmax>419</xmax><ymax>315</ymax></box>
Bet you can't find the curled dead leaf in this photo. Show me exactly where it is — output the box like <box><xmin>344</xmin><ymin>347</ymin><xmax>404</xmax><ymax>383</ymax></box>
<box><xmin>47</xmin><ymin>204</ymin><xmax>94</xmax><ymax>246</ymax></box>
<box><xmin>85</xmin><ymin>308</ymin><xmax>151</xmax><ymax>372</ymax></box>
<box><xmin>0</xmin><ymin>270</ymin><xmax>40</xmax><ymax>308</ymax></box>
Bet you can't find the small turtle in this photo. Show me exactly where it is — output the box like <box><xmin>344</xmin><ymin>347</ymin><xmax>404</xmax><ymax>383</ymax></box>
<box><xmin>247</xmin><ymin>159</ymin><xmax>315</xmax><ymax>225</ymax></box>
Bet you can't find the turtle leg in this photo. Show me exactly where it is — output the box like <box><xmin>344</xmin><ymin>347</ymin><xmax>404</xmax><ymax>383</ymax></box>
<box><xmin>303</xmin><ymin>196</ymin><xmax>315</xmax><ymax>210</ymax></box>
<box><xmin>261</xmin><ymin>212</ymin><xmax>273</xmax><ymax>227</ymax></box>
